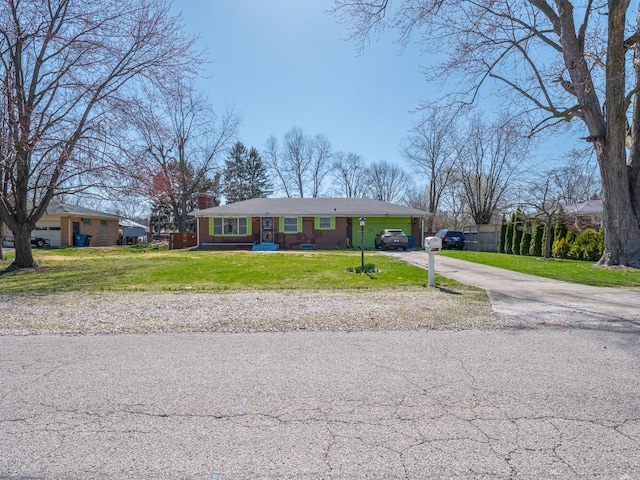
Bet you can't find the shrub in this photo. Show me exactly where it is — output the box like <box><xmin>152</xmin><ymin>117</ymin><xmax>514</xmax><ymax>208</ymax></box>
<box><xmin>552</xmin><ymin>237</ymin><xmax>571</xmax><ymax>259</ymax></box>
<box><xmin>346</xmin><ymin>263</ymin><xmax>378</xmax><ymax>274</ymax></box>
<box><xmin>568</xmin><ymin>228</ymin><xmax>604</xmax><ymax>262</ymax></box>
<box><xmin>498</xmin><ymin>215</ymin><xmax>507</xmax><ymax>254</ymax></box>
<box><xmin>520</xmin><ymin>219</ymin><xmax>532</xmax><ymax>255</ymax></box>
<box><xmin>512</xmin><ymin>211</ymin><xmax>524</xmax><ymax>256</ymax></box>
<box><xmin>529</xmin><ymin>220</ymin><xmax>543</xmax><ymax>257</ymax></box>
<box><xmin>554</xmin><ymin>207</ymin><xmax>568</xmax><ymax>243</ymax></box>
<box><xmin>505</xmin><ymin>213</ymin><xmax>515</xmax><ymax>254</ymax></box>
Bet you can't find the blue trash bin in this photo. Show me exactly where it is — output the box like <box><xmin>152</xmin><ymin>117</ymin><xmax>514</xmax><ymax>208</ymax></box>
<box><xmin>407</xmin><ymin>235</ymin><xmax>414</xmax><ymax>249</ymax></box>
<box><xmin>74</xmin><ymin>233</ymin><xmax>87</xmax><ymax>247</ymax></box>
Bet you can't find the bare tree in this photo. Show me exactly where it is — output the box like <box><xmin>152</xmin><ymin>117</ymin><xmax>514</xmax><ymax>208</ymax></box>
<box><xmin>264</xmin><ymin>127</ymin><xmax>332</xmax><ymax>198</ymax></box>
<box><xmin>264</xmin><ymin>135</ymin><xmax>292</xmax><ymax>198</ymax></box>
<box><xmin>333</xmin><ymin>0</ymin><xmax>640</xmax><ymax>267</ymax></box>
<box><xmin>457</xmin><ymin>115</ymin><xmax>531</xmax><ymax>224</ymax></box>
<box><xmin>552</xmin><ymin>148</ymin><xmax>601</xmax><ymax>205</ymax></box>
<box><xmin>402</xmin><ymin>110</ymin><xmax>458</xmax><ymax>231</ymax></box>
<box><xmin>366</xmin><ymin>160</ymin><xmax>411</xmax><ymax>204</ymax></box>
<box><xmin>129</xmin><ymin>84</ymin><xmax>239</xmax><ymax>231</ymax></box>
<box><xmin>0</xmin><ymin>0</ymin><xmax>200</xmax><ymax>269</ymax></box>
<box><xmin>309</xmin><ymin>134</ymin><xmax>333</xmax><ymax>198</ymax></box>
<box><xmin>331</xmin><ymin>151</ymin><xmax>369</xmax><ymax>197</ymax></box>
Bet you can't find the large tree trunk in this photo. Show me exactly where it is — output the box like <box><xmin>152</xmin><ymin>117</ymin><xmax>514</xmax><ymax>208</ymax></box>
<box><xmin>596</xmin><ymin>150</ymin><xmax>640</xmax><ymax>267</ymax></box>
<box><xmin>595</xmin><ymin>0</ymin><xmax>640</xmax><ymax>267</ymax></box>
<box><xmin>8</xmin><ymin>223</ymin><xmax>36</xmax><ymax>270</ymax></box>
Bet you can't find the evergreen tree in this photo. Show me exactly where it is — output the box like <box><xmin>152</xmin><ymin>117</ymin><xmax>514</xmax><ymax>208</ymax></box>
<box><xmin>511</xmin><ymin>209</ymin><xmax>524</xmax><ymax>255</ymax></box>
<box><xmin>520</xmin><ymin>218</ymin><xmax>532</xmax><ymax>256</ymax></box>
<box><xmin>505</xmin><ymin>213</ymin><xmax>515</xmax><ymax>254</ymax></box>
<box><xmin>530</xmin><ymin>220</ymin><xmax>544</xmax><ymax>257</ymax></box>
<box><xmin>498</xmin><ymin>214</ymin><xmax>507</xmax><ymax>253</ymax></box>
<box><xmin>554</xmin><ymin>206</ymin><xmax>568</xmax><ymax>243</ymax></box>
<box><xmin>223</xmin><ymin>142</ymin><xmax>273</xmax><ymax>203</ymax></box>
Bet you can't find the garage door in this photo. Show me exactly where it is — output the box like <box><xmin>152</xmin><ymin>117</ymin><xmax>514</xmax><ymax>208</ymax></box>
<box><xmin>33</xmin><ymin>220</ymin><xmax>62</xmax><ymax>247</ymax></box>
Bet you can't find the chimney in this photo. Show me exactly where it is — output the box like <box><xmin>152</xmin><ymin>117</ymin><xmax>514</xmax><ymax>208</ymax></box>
<box><xmin>198</xmin><ymin>194</ymin><xmax>213</xmax><ymax>210</ymax></box>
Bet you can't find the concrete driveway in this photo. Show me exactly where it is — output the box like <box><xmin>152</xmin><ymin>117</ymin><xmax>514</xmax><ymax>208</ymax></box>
<box><xmin>387</xmin><ymin>251</ymin><xmax>640</xmax><ymax>331</ymax></box>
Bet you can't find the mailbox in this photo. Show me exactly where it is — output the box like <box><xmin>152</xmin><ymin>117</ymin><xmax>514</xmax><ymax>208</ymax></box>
<box><xmin>424</xmin><ymin>236</ymin><xmax>442</xmax><ymax>253</ymax></box>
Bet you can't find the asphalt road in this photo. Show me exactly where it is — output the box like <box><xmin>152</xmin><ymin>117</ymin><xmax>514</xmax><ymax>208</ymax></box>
<box><xmin>1</xmin><ymin>254</ymin><xmax>640</xmax><ymax>479</ymax></box>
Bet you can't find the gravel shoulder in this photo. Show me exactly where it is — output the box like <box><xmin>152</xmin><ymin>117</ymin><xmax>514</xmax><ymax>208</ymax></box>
<box><xmin>1</xmin><ymin>288</ymin><xmax>501</xmax><ymax>335</ymax></box>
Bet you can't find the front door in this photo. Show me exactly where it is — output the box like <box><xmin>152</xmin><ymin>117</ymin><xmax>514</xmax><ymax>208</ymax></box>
<box><xmin>261</xmin><ymin>217</ymin><xmax>274</xmax><ymax>243</ymax></box>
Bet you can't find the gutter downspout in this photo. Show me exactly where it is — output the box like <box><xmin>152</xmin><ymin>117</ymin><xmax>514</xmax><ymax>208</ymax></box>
<box><xmin>196</xmin><ymin>215</ymin><xmax>200</xmax><ymax>248</ymax></box>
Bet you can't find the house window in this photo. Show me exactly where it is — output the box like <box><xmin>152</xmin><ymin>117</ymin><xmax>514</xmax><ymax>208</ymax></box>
<box><xmin>82</xmin><ymin>218</ymin><xmax>90</xmax><ymax>225</ymax></box>
<box><xmin>283</xmin><ymin>217</ymin><xmax>299</xmax><ymax>233</ymax></box>
<box><xmin>213</xmin><ymin>217</ymin><xmax>248</xmax><ymax>235</ymax></box>
<box><xmin>315</xmin><ymin>216</ymin><xmax>335</xmax><ymax>230</ymax></box>
<box><xmin>100</xmin><ymin>220</ymin><xmax>107</xmax><ymax>226</ymax></box>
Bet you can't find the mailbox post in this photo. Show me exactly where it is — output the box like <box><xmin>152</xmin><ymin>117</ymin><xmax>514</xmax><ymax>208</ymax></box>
<box><xmin>424</xmin><ymin>236</ymin><xmax>442</xmax><ymax>287</ymax></box>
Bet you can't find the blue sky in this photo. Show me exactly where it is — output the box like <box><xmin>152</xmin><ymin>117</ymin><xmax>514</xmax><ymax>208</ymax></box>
<box><xmin>171</xmin><ymin>0</ymin><xmax>434</xmax><ymax>169</ymax></box>
<box><xmin>170</xmin><ymin>0</ymin><xmax>582</xmax><ymax>173</ymax></box>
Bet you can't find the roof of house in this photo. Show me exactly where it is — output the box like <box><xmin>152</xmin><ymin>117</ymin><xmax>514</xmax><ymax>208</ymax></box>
<box><xmin>564</xmin><ymin>199</ymin><xmax>603</xmax><ymax>216</ymax></box>
<box><xmin>191</xmin><ymin>198</ymin><xmax>429</xmax><ymax>217</ymax></box>
<box><xmin>46</xmin><ymin>202</ymin><xmax>120</xmax><ymax>219</ymax></box>
<box><xmin>119</xmin><ymin>219</ymin><xmax>149</xmax><ymax>230</ymax></box>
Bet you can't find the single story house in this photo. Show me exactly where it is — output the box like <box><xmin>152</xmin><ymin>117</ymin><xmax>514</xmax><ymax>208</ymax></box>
<box><xmin>564</xmin><ymin>199</ymin><xmax>603</xmax><ymax>231</ymax></box>
<box><xmin>3</xmin><ymin>202</ymin><xmax>121</xmax><ymax>247</ymax></box>
<box><xmin>190</xmin><ymin>197</ymin><xmax>429</xmax><ymax>250</ymax></box>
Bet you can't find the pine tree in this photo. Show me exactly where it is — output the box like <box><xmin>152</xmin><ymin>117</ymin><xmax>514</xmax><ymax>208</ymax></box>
<box><xmin>530</xmin><ymin>220</ymin><xmax>544</xmax><ymax>257</ymax></box>
<box><xmin>554</xmin><ymin>206</ymin><xmax>568</xmax><ymax>243</ymax></box>
<box><xmin>498</xmin><ymin>214</ymin><xmax>507</xmax><ymax>253</ymax></box>
<box><xmin>511</xmin><ymin>209</ymin><xmax>524</xmax><ymax>255</ymax></box>
<box><xmin>505</xmin><ymin>213</ymin><xmax>515</xmax><ymax>254</ymax></box>
<box><xmin>520</xmin><ymin>218</ymin><xmax>532</xmax><ymax>256</ymax></box>
<box><xmin>245</xmin><ymin>147</ymin><xmax>273</xmax><ymax>199</ymax></box>
<box><xmin>223</xmin><ymin>142</ymin><xmax>273</xmax><ymax>203</ymax></box>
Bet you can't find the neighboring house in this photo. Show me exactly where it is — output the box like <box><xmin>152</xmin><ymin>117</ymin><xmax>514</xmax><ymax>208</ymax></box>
<box><xmin>190</xmin><ymin>197</ymin><xmax>429</xmax><ymax>250</ymax></box>
<box><xmin>3</xmin><ymin>202</ymin><xmax>121</xmax><ymax>247</ymax></box>
<box><xmin>564</xmin><ymin>199</ymin><xmax>603</xmax><ymax>231</ymax></box>
<box><xmin>119</xmin><ymin>219</ymin><xmax>149</xmax><ymax>245</ymax></box>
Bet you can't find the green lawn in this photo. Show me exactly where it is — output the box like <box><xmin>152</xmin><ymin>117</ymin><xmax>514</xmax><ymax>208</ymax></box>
<box><xmin>0</xmin><ymin>246</ymin><xmax>456</xmax><ymax>293</ymax></box>
<box><xmin>441</xmin><ymin>250</ymin><xmax>640</xmax><ymax>289</ymax></box>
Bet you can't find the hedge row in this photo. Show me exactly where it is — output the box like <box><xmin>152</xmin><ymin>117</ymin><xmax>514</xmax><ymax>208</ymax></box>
<box><xmin>498</xmin><ymin>211</ymin><xmax>604</xmax><ymax>261</ymax></box>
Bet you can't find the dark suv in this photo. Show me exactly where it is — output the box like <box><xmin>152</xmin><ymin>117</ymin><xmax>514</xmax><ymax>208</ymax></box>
<box><xmin>435</xmin><ymin>229</ymin><xmax>465</xmax><ymax>250</ymax></box>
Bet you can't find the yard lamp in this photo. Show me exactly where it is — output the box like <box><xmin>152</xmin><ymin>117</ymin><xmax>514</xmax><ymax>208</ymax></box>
<box><xmin>359</xmin><ymin>217</ymin><xmax>366</xmax><ymax>271</ymax></box>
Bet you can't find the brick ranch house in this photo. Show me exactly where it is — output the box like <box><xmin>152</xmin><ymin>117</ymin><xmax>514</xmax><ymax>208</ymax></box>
<box><xmin>191</xmin><ymin>197</ymin><xmax>429</xmax><ymax>251</ymax></box>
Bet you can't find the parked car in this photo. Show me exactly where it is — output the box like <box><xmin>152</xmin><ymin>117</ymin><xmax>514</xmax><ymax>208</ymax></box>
<box><xmin>435</xmin><ymin>229</ymin><xmax>465</xmax><ymax>250</ymax></box>
<box><xmin>31</xmin><ymin>236</ymin><xmax>50</xmax><ymax>248</ymax></box>
<box><xmin>1</xmin><ymin>236</ymin><xmax>49</xmax><ymax>248</ymax></box>
<box><xmin>375</xmin><ymin>229</ymin><xmax>408</xmax><ymax>250</ymax></box>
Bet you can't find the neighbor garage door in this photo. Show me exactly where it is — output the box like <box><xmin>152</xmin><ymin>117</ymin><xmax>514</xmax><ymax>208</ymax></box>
<box><xmin>33</xmin><ymin>219</ymin><xmax>62</xmax><ymax>247</ymax></box>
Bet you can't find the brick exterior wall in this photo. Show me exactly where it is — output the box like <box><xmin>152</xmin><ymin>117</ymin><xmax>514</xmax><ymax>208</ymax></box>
<box><xmin>60</xmin><ymin>216</ymin><xmax>120</xmax><ymax>247</ymax></box>
<box><xmin>277</xmin><ymin>217</ymin><xmax>349</xmax><ymax>249</ymax></box>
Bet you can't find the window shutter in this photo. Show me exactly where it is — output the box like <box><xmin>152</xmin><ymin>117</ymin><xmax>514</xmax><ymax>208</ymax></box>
<box><xmin>330</xmin><ymin>217</ymin><xmax>336</xmax><ymax>229</ymax></box>
<box><xmin>209</xmin><ymin>218</ymin><xmax>214</xmax><ymax>236</ymax></box>
<box><xmin>297</xmin><ymin>217</ymin><xmax>302</xmax><ymax>233</ymax></box>
<box><xmin>246</xmin><ymin>218</ymin><xmax>252</xmax><ymax>236</ymax></box>
<box><xmin>314</xmin><ymin>217</ymin><xmax>319</xmax><ymax>229</ymax></box>
<box><xmin>279</xmin><ymin>217</ymin><xmax>284</xmax><ymax>232</ymax></box>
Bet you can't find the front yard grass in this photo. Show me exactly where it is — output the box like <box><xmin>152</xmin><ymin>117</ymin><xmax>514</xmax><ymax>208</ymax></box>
<box><xmin>441</xmin><ymin>250</ymin><xmax>640</xmax><ymax>289</ymax></box>
<box><xmin>0</xmin><ymin>246</ymin><xmax>458</xmax><ymax>293</ymax></box>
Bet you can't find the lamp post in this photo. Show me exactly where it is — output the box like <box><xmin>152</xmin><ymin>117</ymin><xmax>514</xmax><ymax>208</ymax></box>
<box><xmin>359</xmin><ymin>217</ymin><xmax>366</xmax><ymax>271</ymax></box>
